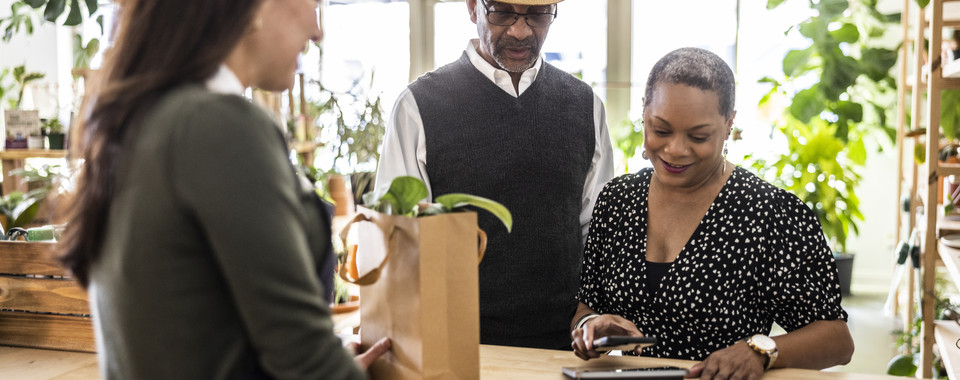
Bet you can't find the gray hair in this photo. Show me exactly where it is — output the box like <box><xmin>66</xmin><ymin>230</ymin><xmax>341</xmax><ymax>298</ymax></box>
<box><xmin>643</xmin><ymin>47</ymin><xmax>735</xmax><ymax>119</ymax></box>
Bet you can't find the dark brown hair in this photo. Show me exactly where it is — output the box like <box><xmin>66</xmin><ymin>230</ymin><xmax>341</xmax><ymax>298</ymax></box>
<box><xmin>60</xmin><ymin>0</ymin><xmax>263</xmax><ymax>288</ymax></box>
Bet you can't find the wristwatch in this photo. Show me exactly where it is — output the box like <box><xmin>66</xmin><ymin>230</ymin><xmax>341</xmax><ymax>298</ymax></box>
<box><xmin>746</xmin><ymin>334</ymin><xmax>778</xmax><ymax>370</ymax></box>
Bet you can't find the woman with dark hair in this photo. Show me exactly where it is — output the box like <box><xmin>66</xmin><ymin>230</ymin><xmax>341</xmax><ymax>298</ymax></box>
<box><xmin>59</xmin><ymin>0</ymin><xmax>389</xmax><ymax>378</ymax></box>
<box><xmin>569</xmin><ymin>48</ymin><xmax>853</xmax><ymax>380</ymax></box>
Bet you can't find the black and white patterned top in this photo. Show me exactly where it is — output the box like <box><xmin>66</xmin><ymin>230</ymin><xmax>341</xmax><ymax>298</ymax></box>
<box><xmin>577</xmin><ymin>167</ymin><xmax>848</xmax><ymax>360</ymax></box>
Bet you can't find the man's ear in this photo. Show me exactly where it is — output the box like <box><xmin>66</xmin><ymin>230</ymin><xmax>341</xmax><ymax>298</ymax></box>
<box><xmin>468</xmin><ymin>0</ymin><xmax>478</xmax><ymax>24</ymax></box>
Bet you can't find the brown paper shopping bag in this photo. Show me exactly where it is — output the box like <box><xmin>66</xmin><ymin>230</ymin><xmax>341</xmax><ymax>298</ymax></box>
<box><xmin>339</xmin><ymin>206</ymin><xmax>486</xmax><ymax>380</ymax></box>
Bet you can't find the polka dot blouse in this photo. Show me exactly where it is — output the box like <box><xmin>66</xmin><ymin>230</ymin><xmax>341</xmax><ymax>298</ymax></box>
<box><xmin>577</xmin><ymin>166</ymin><xmax>848</xmax><ymax>360</ymax></box>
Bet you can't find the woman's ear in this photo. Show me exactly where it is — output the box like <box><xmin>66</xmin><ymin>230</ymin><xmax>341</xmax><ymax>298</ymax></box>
<box><xmin>726</xmin><ymin>110</ymin><xmax>737</xmax><ymax>133</ymax></box>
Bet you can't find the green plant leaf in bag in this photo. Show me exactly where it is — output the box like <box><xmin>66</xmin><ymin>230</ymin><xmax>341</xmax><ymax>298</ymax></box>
<box><xmin>435</xmin><ymin>193</ymin><xmax>513</xmax><ymax>232</ymax></box>
<box><xmin>383</xmin><ymin>176</ymin><xmax>428</xmax><ymax>216</ymax></box>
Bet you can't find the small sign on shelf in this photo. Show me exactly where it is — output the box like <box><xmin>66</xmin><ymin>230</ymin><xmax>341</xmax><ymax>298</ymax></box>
<box><xmin>2</xmin><ymin>109</ymin><xmax>41</xmax><ymax>150</ymax></box>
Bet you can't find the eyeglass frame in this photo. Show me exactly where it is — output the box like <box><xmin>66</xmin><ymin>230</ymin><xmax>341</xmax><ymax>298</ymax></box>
<box><xmin>479</xmin><ymin>0</ymin><xmax>558</xmax><ymax>28</ymax></box>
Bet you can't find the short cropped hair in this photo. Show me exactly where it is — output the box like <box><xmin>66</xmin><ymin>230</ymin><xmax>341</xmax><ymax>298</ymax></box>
<box><xmin>643</xmin><ymin>47</ymin><xmax>736</xmax><ymax>119</ymax></box>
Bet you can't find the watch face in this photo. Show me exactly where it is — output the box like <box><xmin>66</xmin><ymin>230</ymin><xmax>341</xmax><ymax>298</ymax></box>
<box><xmin>751</xmin><ymin>335</ymin><xmax>776</xmax><ymax>350</ymax></box>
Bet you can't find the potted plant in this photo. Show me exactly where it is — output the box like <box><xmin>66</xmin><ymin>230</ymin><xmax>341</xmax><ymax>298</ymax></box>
<box><xmin>299</xmin><ymin>76</ymin><xmax>386</xmax><ymax>216</ymax></box>
<box><xmin>43</xmin><ymin>117</ymin><xmax>65</xmax><ymax>149</ymax></box>
<box><xmin>752</xmin><ymin>0</ymin><xmax>901</xmax><ymax>296</ymax></box>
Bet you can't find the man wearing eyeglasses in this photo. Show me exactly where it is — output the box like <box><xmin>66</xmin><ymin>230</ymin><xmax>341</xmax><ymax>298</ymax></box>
<box><xmin>376</xmin><ymin>0</ymin><xmax>614</xmax><ymax>350</ymax></box>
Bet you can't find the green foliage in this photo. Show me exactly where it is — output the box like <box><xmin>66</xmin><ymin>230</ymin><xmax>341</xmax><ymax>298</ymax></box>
<box><xmin>614</xmin><ymin>118</ymin><xmax>644</xmax><ymax>172</ymax></box>
<box><xmin>306</xmin><ymin>77</ymin><xmax>386</xmax><ymax>175</ymax></box>
<box><xmin>433</xmin><ymin>193</ymin><xmax>513</xmax><ymax>232</ymax></box>
<box><xmin>753</xmin><ymin>0</ymin><xmax>899</xmax><ymax>252</ymax></box>
<box><xmin>363</xmin><ymin>176</ymin><xmax>513</xmax><ymax>232</ymax></box>
<box><xmin>1</xmin><ymin>2</ymin><xmax>38</xmax><ymax>42</ymax></box>
<box><xmin>43</xmin><ymin>117</ymin><xmax>63</xmax><ymax>133</ymax></box>
<box><xmin>942</xmin><ymin>90</ymin><xmax>960</xmax><ymax>142</ymax></box>
<box><xmin>0</xmin><ymin>190</ymin><xmax>43</xmax><ymax>230</ymax></box>
<box><xmin>0</xmin><ymin>0</ymin><xmax>99</xmax><ymax>41</ymax></box>
<box><xmin>0</xmin><ymin>69</ymin><xmax>15</xmax><ymax>107</ymax></box>
<box><xmin>747</xmin><ymin>117</ymin><xmax>864</xmax><ymax>252</ymax></box>
<box><xmin>73</xmin><ymin>34</ymin><xmax>100</xmax><ymax>75</ymax></box>
<box><xmin>10</xmin><ymin>64</ymin><xmax>45</xmax><ymax>109</ymax></box>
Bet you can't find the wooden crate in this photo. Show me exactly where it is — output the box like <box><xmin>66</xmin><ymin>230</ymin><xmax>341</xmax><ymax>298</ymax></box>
<box><xmin>0</xmin><ymin>241</ymin><xmax>95</xmax><ymax>352</ymax></box>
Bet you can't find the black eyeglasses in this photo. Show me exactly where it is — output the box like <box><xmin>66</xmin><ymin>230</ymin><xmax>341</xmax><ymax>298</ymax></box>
<box><xmin>480</xmin><ymin>0</ymin><xmax>557</xmax><ymax>28</ymax></box>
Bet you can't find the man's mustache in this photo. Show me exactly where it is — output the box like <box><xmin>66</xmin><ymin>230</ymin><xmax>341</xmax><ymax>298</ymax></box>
<box><xmin>497</xmin><ymin>37</ymin><xmax>537</xmax><ymax>50</ymax></box>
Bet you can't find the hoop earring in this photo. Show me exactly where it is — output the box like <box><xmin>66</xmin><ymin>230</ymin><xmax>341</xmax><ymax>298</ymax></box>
<box><xmin>641</xmin><ymin>150</ymin><xmax>649</xmax><ymax>160</ymax></box>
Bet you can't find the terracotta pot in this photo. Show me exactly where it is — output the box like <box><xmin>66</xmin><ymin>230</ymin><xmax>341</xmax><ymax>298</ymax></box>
<box><xmin>330</xmin><ymin>295</ymin><xmax>359</xmax><ymax>314</ymax></box>
<box><xmin>327</xmin><ymin>174</ymin><xmax>354</xmax><ymax>216</ymax></box>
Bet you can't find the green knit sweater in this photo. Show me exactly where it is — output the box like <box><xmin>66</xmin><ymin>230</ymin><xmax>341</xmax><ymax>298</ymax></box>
<box><xmin>89</xmin><ymin>85</ymin><xmax>364</xmax><ymax>379</ymax></box>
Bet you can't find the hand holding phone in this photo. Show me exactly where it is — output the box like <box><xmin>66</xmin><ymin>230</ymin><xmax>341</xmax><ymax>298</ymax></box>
<box><xmin>592</xmin><ymin>336</ymin><xmax>657</xmax><ymax>353</ymax></box>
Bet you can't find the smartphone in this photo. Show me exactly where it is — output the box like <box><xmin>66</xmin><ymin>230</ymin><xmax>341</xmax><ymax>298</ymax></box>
<box><xmin>592</xmin><ymin>336</ymin><xmax>657</xmax><ymax>353</ymax></box>
<box><xmin>562</xmin><ymin>365</ymin><xmax>688</xmax><ymax>379</ymax></box>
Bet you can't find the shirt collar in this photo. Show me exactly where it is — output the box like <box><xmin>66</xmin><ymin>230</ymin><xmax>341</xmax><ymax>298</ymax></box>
<box><xmin>205</xmin><ymin>65</ymin><xmax>245</xmax><ymax>95</ymax></box>
<box><xmin>465</xmin><ymin>39</ymin><xmax>542</xmax><ymax>97</ymax></box>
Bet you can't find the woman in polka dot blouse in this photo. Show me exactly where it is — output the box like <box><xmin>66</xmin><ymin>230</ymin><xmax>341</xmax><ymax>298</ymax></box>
<box><xmin>569</xmin><ymin>48</ymin><xmax>854</xmax><ymax>380</ymax></box>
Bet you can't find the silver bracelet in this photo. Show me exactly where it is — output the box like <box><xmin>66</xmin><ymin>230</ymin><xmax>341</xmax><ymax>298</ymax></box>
<box><xmin>574</xmin><ymin>313</ymin><xmax>601</xmax><ymax>331</ymax></box>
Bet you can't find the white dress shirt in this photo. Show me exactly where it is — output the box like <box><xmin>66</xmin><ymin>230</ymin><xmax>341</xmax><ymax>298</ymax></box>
<box><xmin>205</xmin><ymin>65</ymin><xmax>245</xmax><ymax>95</ymax></box>
<box><xmin>376</xmin><ymin>39</ymin><xmax>615</xmax><ymax>242</ymax></box>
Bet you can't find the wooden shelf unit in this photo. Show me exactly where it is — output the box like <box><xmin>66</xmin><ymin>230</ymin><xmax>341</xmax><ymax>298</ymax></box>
<box><xmin>908</xmin><ymin>0</ymin><xmax>960</xmax><ymax>378</ymax></box>
<box><xmin>0</xmin><ymin>149</ymin><xmax>67</xmax><ymax>196</ymax></box>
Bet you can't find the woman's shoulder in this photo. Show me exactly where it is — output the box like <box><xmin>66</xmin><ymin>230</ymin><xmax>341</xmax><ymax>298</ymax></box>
<box><xmin>600</xmin><ymin>168</ymin><xmax>652</xmax><ymax>197</ymax></box>
<box><xmin>152</xmin><ymin>85</ymin><xmax>264</xmax><ymax>124</ymax></box>
<box><xmin>608</xmin><ymin>168</ymin><xmax>653</xmax><ymax>188</ymax></box>
<box><xmin>729</xmin><ymin>166</ymin><xmax>810</xmax><ymax>214</ymax></box>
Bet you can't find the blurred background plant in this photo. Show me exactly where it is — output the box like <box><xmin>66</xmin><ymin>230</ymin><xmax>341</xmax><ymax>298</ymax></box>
<box><xmin>746</xmin><ymin>0</ymin><xmax>900</xmax><ymax>254</ymax></box>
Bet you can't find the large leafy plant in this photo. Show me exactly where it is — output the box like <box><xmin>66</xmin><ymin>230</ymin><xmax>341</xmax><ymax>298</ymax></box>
<box><xmin>751</xmin><ymin>0</ymin><xmax>899</xmax><ymax>252</ymax></box>
<box><xmin>363</xmin><ymin>176</ymin><xmax>513</xmax><ymax>232</ymax></box>
<box><xmin>0</xmin><ymin>0</ymin><xmax>99</xmax><ymax>42</ymax></box>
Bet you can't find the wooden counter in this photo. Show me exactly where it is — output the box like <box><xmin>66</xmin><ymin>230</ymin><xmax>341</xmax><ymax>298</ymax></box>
<box><xmin>0</xmin><ymin>343</ymin><xmax>907</xmax><ymax>379</ymax></box>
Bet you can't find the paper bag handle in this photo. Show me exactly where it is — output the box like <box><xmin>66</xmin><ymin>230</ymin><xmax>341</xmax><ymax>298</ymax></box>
<box><xmin>338</xmin><ymin>213</ymin><xmax>489</xmax><ymax>285</ymax></box>
<box><xmin>338</xmin><ymin>213</ymin><xmax>396</xmax><ymax>285</ymax></box>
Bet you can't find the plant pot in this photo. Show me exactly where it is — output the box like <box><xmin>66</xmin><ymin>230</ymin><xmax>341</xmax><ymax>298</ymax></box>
<box><xmin>834</xmin><ymin>252</ymin><xmax>855</xmax><ymax>297</ymax></box>
<box><xmin>47</xmin><ymin>133</ymin><xmax>64</xmax><ymax>150</ymax></box>
<box><xmin>327</xmin><ymin>174</ymin><xmax>354</xmax><ymax>216</ymax></box>
<box><xmin>330</xmin><ymin>295</ymin><xmax>359</xmax><ymax>314</ymax></box>
<box><xmin>349</xmin><ymin>171</ymin><xmax>376</xmax><ymax>207</ymax></box>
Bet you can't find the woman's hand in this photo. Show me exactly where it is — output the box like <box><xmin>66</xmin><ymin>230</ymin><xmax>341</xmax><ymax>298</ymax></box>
<box><xmin>347</xmin><ymin>337</ymin><xmax>391</xmax><ymax>370</ymax></box>
<box><xmin>685</xmin><ymin>341</ymin><xmax>764</xmax><ymax>380</ymax></box>
<box><xmin>570</xmin><ymin>314</ymin><xmax>644</xmax><ymax>360</ymax></box>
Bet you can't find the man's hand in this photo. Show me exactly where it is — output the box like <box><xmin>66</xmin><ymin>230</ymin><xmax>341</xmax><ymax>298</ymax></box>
<box><xmin>685</xmin><ymin>341</ymin><xmax>765</xmax><ymax>380</ymax></box>
<box><xmin>570</xmin><ymin>314</ymin><xmax>644</xmax><ymax>360</ymax></box>
<box><xmin>347</xmin><ymin>337</ymin><xmax>391</xmax><ymax>370</ymax></box>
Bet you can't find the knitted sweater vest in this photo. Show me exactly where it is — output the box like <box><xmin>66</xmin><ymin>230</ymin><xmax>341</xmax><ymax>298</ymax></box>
<box><xmin>408</xmin><ymin>53</ymin><xmax>595</xmax><ymax>349</ymax></box>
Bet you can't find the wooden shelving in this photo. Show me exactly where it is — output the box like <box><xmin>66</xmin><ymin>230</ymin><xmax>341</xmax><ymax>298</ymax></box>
<box><xmin>0</xmin><ymin>149</ymin><xmax>68</xmax><ymax>196</ymax></box>
<box><xmin>0</xmin><ymin>149</ymin><xmax>67</xmax><ymax>160</ymax></box>
<box><xmin>908</xmin><ymin>0</ymin><xmax>960</xmax><ymax>377</ymax></box>
<box><xmin>934</xmin><ymin>321</ymin><xmax>960</xmax><ymax>378</ymax></box>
